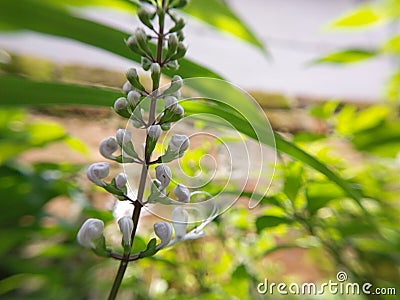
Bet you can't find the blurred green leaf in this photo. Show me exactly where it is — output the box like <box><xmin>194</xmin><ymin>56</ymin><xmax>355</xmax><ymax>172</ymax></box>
<box><xmin>139</xmin><ymin>238</ymin><xmax>158</xmax><ymax>258</ymax></box>
<box><xmin>382</xmin><ymin>35</ymin><xmax>400</xmax><ymax>55</ymax></box>
<box><xmin>312</xmin><ymin>49</ymin><xmax>377</xmax><ymax>65</ymax></box>
<box><xmin>283</xmin><ymin>162</ymin><xmax>304</xmax><ymax>202</ymax></box>
<box><xmin>329</xmin><ymin>6</ymin><xmax>385</xmax><ymax>28</ymax></box>
<box><xmin>306</xmin><ymin>181</ymin><xmax>345</xmax><ymax>215</ymax></box>
<box><xmin>256</xmin><ymin>216</ymin><xmax>292</xmax><ymax>233</ymax></box>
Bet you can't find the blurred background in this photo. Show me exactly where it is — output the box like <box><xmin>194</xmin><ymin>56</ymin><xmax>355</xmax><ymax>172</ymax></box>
<box><xmin>0</xmin><ymin>0</ymin><xmax>399</xmax><ymax>299</ymax></box>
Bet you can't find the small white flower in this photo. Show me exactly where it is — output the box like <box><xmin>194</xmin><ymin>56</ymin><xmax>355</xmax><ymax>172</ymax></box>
<box><xmin>154</xmin><ymin>222</ymin><xmax>173</xmax><ymax>249</ymax></box>
<box><xmin>172</xmin><ymin>207</ymin><xmax>189</xmax><ymax>239</ymax></box>
<box><xmin>116</xmin><ymin>129</ymin><xmax>132</xmax><ymax>146</ymax></box>
<box><xmin>115</xmin><ymin>173</ymin><xmax>127</xmax><ymax>190</ymax></box>
<box><xmin>150</xmin><ymin>62</ymin><xmax>161</xmax><ymax>75</ymax></box>
<box><xmin>99</xmin><ymin>137</ymin><xmax>119</xmax><ymax>159</ymax></box>
<box><xmin>164</xmin><ymin>96</ymin><xmax>178</xmax><ymax>111</ymax></box>
<box><xmin>127</xmin><ymin>91</ymin><xmax>141</xmax><ymax>106</ymax></box>
<box><xmin>87</xmin><ymin>162</ymin><xmax>109</xmax><ymax>187</ymax></box>
<box><xmin>77</xmin><ymin>218</ymin><xmax>104</xmax><ymax>249</ymax></box>
<box><xmin>114</xmin><ymin>97</ymin><xmax>128</xmax><ymax>112</ymax></box>
<box><xmin>118</xmin><ymin>216</ymin><xmax>134</xmax><ymax>246</ymax></box>
<box><xmin>155</xmin><ymin>164</ymin><xmax>172</xmax><ymax>188</ymax></box>
<box><xmin>174</xmin><ymin>184</ymin><xmax>190</xmax><ymax>203</ymax></box>
<box><xmin>169</xmin><ymin>134</ymin><xmax>189</xmax><ymax>153</ymax></box>
<box><xmin>147</xmin><ymin>125</ymin><xmax>162</xmax><ymax>140</ymax></box>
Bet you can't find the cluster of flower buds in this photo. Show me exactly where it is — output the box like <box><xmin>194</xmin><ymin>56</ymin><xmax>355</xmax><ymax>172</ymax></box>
<box><xmin>78</xmin><ymin>0</ymin><xmax>216</xmax><ymax>265</ymax></box>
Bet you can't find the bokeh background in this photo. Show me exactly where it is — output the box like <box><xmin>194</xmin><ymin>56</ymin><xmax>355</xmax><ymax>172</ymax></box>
<box><xmin>0</xmin><ymin>0</ymin><xmax>399</xmax><ymax>299</ymax></box>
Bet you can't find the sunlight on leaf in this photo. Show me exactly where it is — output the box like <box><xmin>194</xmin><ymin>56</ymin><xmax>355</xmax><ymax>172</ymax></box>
<box><xmin>329</xmin><ymin>6</ymin><xmax>386</xmax><ymax>28</ymax></box>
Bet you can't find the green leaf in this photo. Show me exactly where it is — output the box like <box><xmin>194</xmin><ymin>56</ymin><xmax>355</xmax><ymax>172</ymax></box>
<box><xmin>381</xmin><ymin>35</ymin><xmax>400</xmax><ymax>55</ymax></box>
<box><xmin>283</xmin><ymin>162</ymin><xmax>304</xmax><ymax>202</ymax></box>
<box><xmin>311</xmin><ymin>49</ymin><xmax>377</xmax><ymax>65</ymax></box>
<box><xmin>306</xmin><ymin>181</ymin><xmax>345</xmax><ymax>215</ymax></box>
<box><xmin>329</xmin><ymin>6</ymin><xmax>385</xmax><ymax>28</ymax></box>
<box><xmin>183</xmin><ymin>0</ymin><xmax>266</xmax><ymax>52</ymax></box>
<box><xmin>255</xmin><ymin>216</ymin><xmax>292</xmax><ymax>233</ymax></box>
<box><xmin>0</xmin><ymin>0</ymin><xmax>221</xmax><ymax>80</ymax></box>
<box><xmin>139</xmin><ymin>238</ymin><xmax>157</xmax><ymax>258</ymax></box>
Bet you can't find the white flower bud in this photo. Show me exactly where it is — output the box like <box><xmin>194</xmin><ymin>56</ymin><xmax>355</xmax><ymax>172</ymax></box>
<box><xmin>174</xmin><ymin>184</ymin><xmax>190</xmax><ymax>203</ymax></box>
<box><xmin>147</xmin><ymin>125</ymin><xmax>162</xmax><ymax>140</ymax></box>
<box><xmin>154</xmin><ymin>222</ymin><xmax>173</xmax><ymax>249</ymax></box>
<box><xmin>99</xmin><ymin>137</ymin><xmax>119</xmax><ymax>159</ymax></box>
<box><xmin>174</xmin><ymin>104</ymin><xmax>184</xmax><ymax>116</ymax></box>
<box><xmin>77</xmin><ymin>218</ymin><xmax>104</xmax><ymax>249</ymax></box>
<box><xmin>87</xmin><ymin>162</ymin><xmax>109</xmax><ymax>187</ymax></box>
<box><xmin>118</xmin><ymin>216</ymin><xmax>134</xmax><ymax>246</ymax></box>
<box><xmin>150</xmin><ymin>62</ymin><xmax>161</xmax><ymax>75</ymax></box>
<box><xmin>122</xmin><ymin>81</ymin><xmax>133</xmax><ymax>94</ymax></box>
<box><xmin>172</xmin><ymin>207</ymin><xmax>188</xmax><ymax>239</ymax></box>
<box><xmin>116</xmin><ymin>129</ymin><xmax>132</xmax><ymax>146</ymax></box>
<box><xmin>155</xmin><ymin>164</ymin><xmax>172</xmax><ymax>188</ymax></box>
<box><xmin>169</xmin><ymin>134</ymin><xmax>189</xmax><ymax>153</ymax></box>
<box><xmin>164</xmin><ymin>96</ymin><xmax>178</xmax><ymax>111</ymax></box>
<box><xmin>114</xmin><ymin>97</ymin><xmax>128</xmax><ymax>112</ymax></box>
<box><xmin>172</xmin><ymin>75</ymin><xmax>183</xmax><ymax>87</ymax></box>
<box><xmin>134</xmin><ymin>28</ymin><xmax>147</xmax><ymax>40</ymax></box>
<box><xmin>115</xmin><ymin>173</ymin><xmax>127</xmax><ymax>190</ymax></box>
<box><xmin>127</xmin><ymin>90</ymin><xmax>141</xmax><ymax>106</ymax></box>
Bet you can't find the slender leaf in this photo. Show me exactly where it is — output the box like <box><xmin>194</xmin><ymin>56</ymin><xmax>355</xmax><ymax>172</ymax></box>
<box><xmin>329</xmin><ymin>6</ymin><xmax>385</xmax><ymax>28</ymax></box>
<box><xmin>311</xmin><ymin>49</ymin><xmax>377</xmax><ymax>65</ymax></box>
<box><xmin>256</xmin><ymin>216</ymin><xmax>292</xmax><ymax>233</ymax></box>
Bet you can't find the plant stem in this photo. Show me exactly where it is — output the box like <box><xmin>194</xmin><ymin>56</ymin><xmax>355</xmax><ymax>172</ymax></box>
<box><xmin>107</xmin><ymin>2</ymin><xmax>166</xmax><ymax>298</ymax></box>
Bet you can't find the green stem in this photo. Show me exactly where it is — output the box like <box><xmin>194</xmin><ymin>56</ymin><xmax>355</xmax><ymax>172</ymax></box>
<box><xmin>107</xmin><ymin>2</ymin><xmax>166</xmax><ymax>298</ymax></box>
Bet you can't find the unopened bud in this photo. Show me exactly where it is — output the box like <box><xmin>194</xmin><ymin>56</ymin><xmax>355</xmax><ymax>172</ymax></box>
<box><xmin>164</xmin><ymin>96</ymin><xmax>178</xmax><ymax>111</ymax></box>
<box><xmin>127</xmin><ymin>90</ymin><xmax>141</xmax><ymax>106</ymax></box>
<box><xmin>115</xmin><ymin>173</ymin><xmax>127</xmax><ymax>190</ymax></box>
<box><xmin>155</xmin><ymin>164</ymin><xmax>172</xmax><ymax>188</ymax></box>
<box><xmin>99</xmin><ymin>137</ymin><xmax>119</xmax><ymax>159</ymax></box>
<box><xmin>151</xmin><ymin>63</ymin><xmax>161</xmax><ymax>90</ymax></box>
<box><xmin>77</xmin><ymin>218</ymin><xmax>105</xmax><ymax>249</ymax></box>
<box><xmin>87</xmin><ymin>162</ymin><xmax>109</xmax><ymax>187</ymax></box>
<box><xmin>154</xmin><ymin>222</ymin><xmax>173</xmax><ymax>249</ymax></box>
<box><xmin>166</xmin><ymin>60</ymin><xmax>179</xmax><ymax>70</ymax></box>
<box><xmin>141</xmin><ymin>57</ymin><xmax>152</xmax><ymax>71</ymax></box>
<box><xmin>138</xmin><ymin>7</ymin><xmax>154</xmax><ymax>29</ymax></box>
<box><xmin>114</xmin><ymin>97</ymin><xmax>128</xmax><ymax>112</ymax></box>
<box><xmin>169</xmin><ymin>134</ymin><xmax>189</xmax><ymax>153</ymax></box>
<box><xmin>116</xmin><ymin>129</ymin><xmax>132</xmax><ymax>146</ymax></box>
<box><xmin>118</xmin><ymin>216</ymin><xmax>133</xmax><ymax>247</ymax></box>
<box><xmin>174</xmin><ymin>184</ymin><xmax>190</xmax><ymax>203</ymax></box>
<box><xmin>122</xmin><ymin>81</ymin><xmax>133</xmax><ymax>94</ymax></box>
<box><xmin>147</xmin><ymin>125</ymin><xmax>162</xmax><ymax>140</ymax></box>
<box><xmin>172</xmin><ymin>207</ymin><xmax>188</xmax><ymax>239</ymax></box>
<box><xmin>126</xmin><ymin>68</ymin><xmax>146</xmax><ymax>92</ymax></box>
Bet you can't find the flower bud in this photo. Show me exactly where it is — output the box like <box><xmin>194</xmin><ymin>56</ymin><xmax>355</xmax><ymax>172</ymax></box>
<box><xmin>155</xmin><ymin>164</ymin><xmax>172</xmax><ymax>188</ymax></box>
<box><xmin>134</xmin><ymin>28</ymin><xmax>153</xmax><ymax>58</ymax></box>
<box><xmin>116</xmin><ymin>129</ymin><xmax>132</xmax><ymax>146</ymax></box>
<box><xmin>147</xmin><ymin>125</ymin><xmax>162</xmax><ymax>140</ymax></box>
<box><xmin>169</xmin><ymin>134</ymin><xmax>189</xmax><ymax>153</ymax></box>
<box><xmin>151</xmin><ymin>63</ymin><xmax>161</xmax><ymax>90</ymax></box>
<box><xmin>170</xmin><ymin>43</ymin><xmax>187</xmax><ymax>60</ymax></box>
<box><xmin>114</xmin><ymin>97</ymin><xmax>128</xmax><ymax>112</ymax></box>
<box><xmin>172</xmin><ymin>207</ymin><xmax>188</xmax><ymax>239</ymax></box>
<box><xmin>122</xmin><ymin>81</ymin><xmax>133</xmax><ymax>94</ymax></box>
<box><xmin>138</xmin><ymin>6</ymin><xmax>154</xmax><ymax>29</ymax></box>
<box><xmin>115</xmin><ymin>173</ymin><xmax>127</xmax><ymax>190</ymax></box>
<box><xmin>165</xmin><ymin>34</ymin><xmax>178</xmax><ymax>58</ymax></box>
<box><xmin>87</xmin><ymin>162</ymin><xmax>109</xmax><ymax>187</ymax></box>
<box><xmin>174</xmin><ymin>104</ymin><xmax>184</xmax><ymax>116</ymax></box>
<box><xmin>99</xmin><ymin>137</ymin><xmax>119</xmax><ymax>159</ymax></box>
<box><xmin>127</xmin><ymin>90</ymin><xmax>141</xmax><ymax>106</ymax></box>
<box><xmin>154</xmin><ymin>222</ymin><xmax>173</xmax><ymax>249</ymax></box>
<box><xmin>118</xmin><ymin>216</ymin><xmax>134</xmax><ymax>247</ymax></box>
<box><xmin>77</xmin><ymin>218</ymin><xmax>105</xmax><ymax>249</ymax></box>
<box><xmin>174</xmin><ymin>184</ymin><xmax>190</xmax><ymax>203</ymax></box>
<box><xmin>163</xmin><ymin>75</ymin><xmax>183</xmax><ymax>96</ymax></box>
<box><xmin>164</xmin><ymin>96</ymin><xmax>178</xmax><ymax>111</ymax></box>
<box><xmin>126</xmin><ymin>68</ymin><xmax>146</xmax><ymax>92</ymax></box>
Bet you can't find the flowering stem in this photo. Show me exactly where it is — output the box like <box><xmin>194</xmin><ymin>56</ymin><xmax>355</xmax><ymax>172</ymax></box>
<box><xmin>107</xmin><ymin>2</ymin><xmax>166</xmax><ymax>298</ymax></box>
